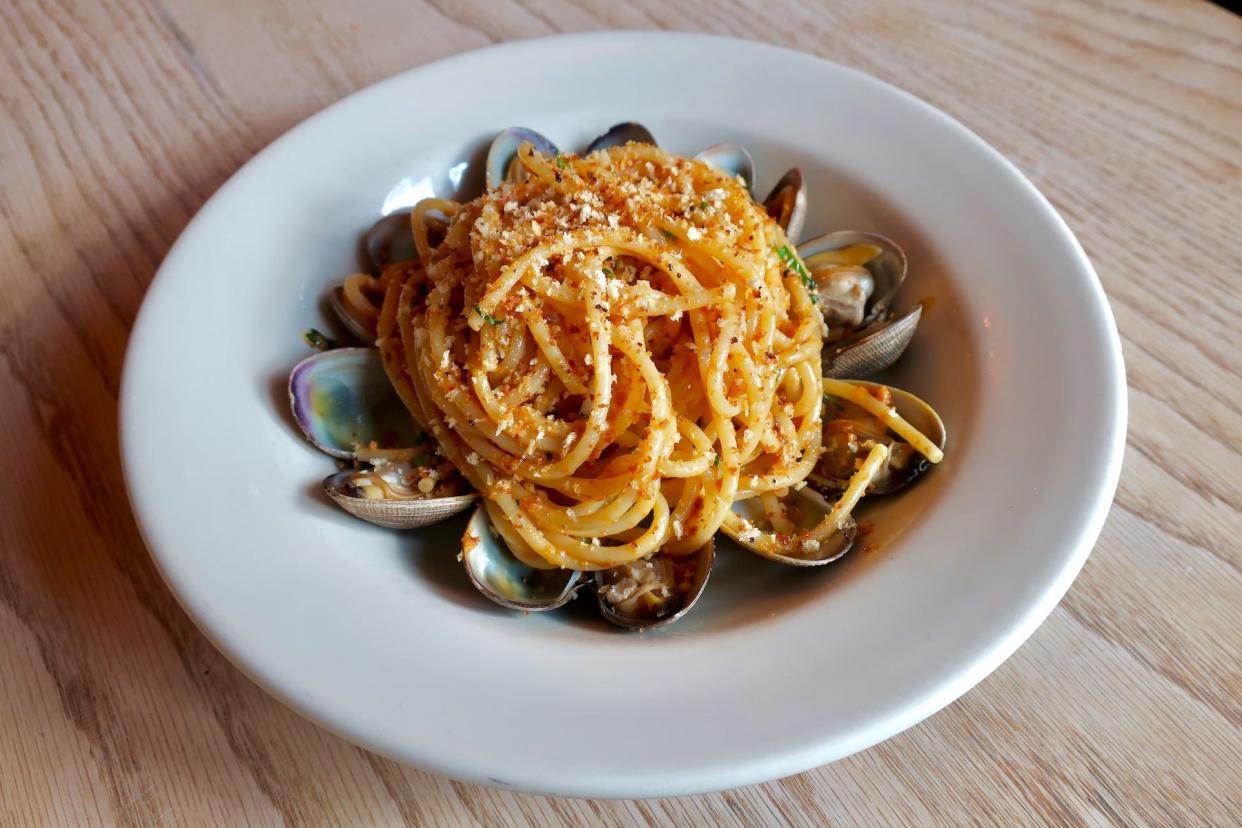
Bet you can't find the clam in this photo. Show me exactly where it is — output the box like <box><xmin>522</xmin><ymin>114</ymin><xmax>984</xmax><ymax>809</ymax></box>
<box><xmin>585</xmin><ymin>122</ymin><xmax>656</xmax><ymax>154</ymax></box>
<box><xmin>461</xmin><ymin>504</ymin><xmax>714</xmax><ymax>628</ymax></box>
<box><xmin>327</xmin><ymin>286</ymin><xmax>377</xmax><ymax>344</ymax></box>
<box><xmin>325</xmin><ymin>469</ymin><xmax>477</xmax><ymax>529</ymax></box>
<box><xmin>330</xmin><ymin>209</ymin><xmax>418</xmax><ymax>344</ymax></box>
<box><xmin>289</xmin><ymin>347</ymin><xmax>476</xmax><ymax>526</ymax></box>
<box><xmin>486</xmin><ymin>127</ymin><xmax>559</xmax><ymax>189</ymax></box>
<box><xmin>823</xmin><ymin>306</ymin><xmax>922</xmax><ymax>379</ymax></box>
<box><xmin>462</xmin><ymin>505</ymin><xmax>583</xmax><ymax>611</ymax></box>
<box><xmin>696</xmin><ymin>145</ymin><xmax>807</xmax><ymax>239</ymax></box>
<box><xmin>798</xmin><ymin>231</ymin><xmax>920</xmax><ymax>378</ymax></box>
<box><xmin>762</xmin><ymin>167</ymin><xmax>808</xmax><ymax>241</ymax></box>
<box><xmin>695</xmin><ymin>143</ymin><xmax>755</xmax><ymax>192</ymax></box>
<box><xmin>724</xmin><ymin>488</ymin><xmax>857</xmax><ymax>567</ymax></box>
<box><xmin>363</xmin><ymin>210</ymin><xmax>417</xmax><ymax>273</ymax></box>
<box><xmin>593</xmin><ymin>542</ymin><xmax>714</xmax><ymax>630</ymax></box>
<box><xmin>815</xmin><ymin>380</ymin><xmax>946</xmax><ymax>497</ymax></box>
<box><xmin>330</xmin><ymin>209</ymin><xmax>419</xmax><ymax>342</ymax></box>
<box><xmin>799</xmin><ymin>231</ymin><xmax>906</xmax><ymax>325</ymax></box>
<box><xmin>289</xmin><ymin>347</ymin><xmax>421</xmax><ymax>459</ymax></box>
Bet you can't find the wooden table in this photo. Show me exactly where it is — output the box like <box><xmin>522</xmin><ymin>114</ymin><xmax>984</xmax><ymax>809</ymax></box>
<box><xmin>2</xmin><ymin>0</ymin><xmax>1239</xmax><ymax>824</ymax></box>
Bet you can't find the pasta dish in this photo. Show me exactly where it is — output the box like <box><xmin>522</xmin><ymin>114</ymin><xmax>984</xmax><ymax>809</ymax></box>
<box><xmin>290</xmin><ymin>123</ymin><xmax>946</xmax><ymax>629</ymax></box>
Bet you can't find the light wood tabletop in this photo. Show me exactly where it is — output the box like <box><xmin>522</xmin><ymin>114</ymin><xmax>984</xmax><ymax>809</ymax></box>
<box><xmin>2</xmin><ymin>0</ymin><xmax>1239</xmax><ymax>825</ymax></box>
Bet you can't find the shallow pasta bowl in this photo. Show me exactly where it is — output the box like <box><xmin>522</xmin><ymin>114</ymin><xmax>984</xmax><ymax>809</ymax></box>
<box><xmin>120</xmin><ymin>32</ymin><xmax>1125</xmax><ymax>798</ymax></box>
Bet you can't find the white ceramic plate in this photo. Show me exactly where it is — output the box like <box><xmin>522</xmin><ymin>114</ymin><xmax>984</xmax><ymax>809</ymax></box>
<box><xmin>121</xmin><ymin>32</ymin><xmax>1125</xmax><ymax>797</ymax></box>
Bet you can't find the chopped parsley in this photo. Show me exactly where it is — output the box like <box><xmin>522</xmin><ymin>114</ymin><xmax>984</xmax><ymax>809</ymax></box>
<box><xmin>698</xmin><ymin>199</ymin><xmax>710</xmax><ymax>210</ymax></box>
<box><xmin>303</xmin><ymin>328</ymin><xmax>335</xmax><ymax>351</ymax></box>
<box><xmin>713</xmin><ymin>453</ymin><xmax>721</xmax><ymax>468</ymax></box>
<box><xmin>473</xmin><ymin>304</ymin><xmax>504</xmax><ymax>326</ymax></box>
<box><xmin>775</xmin><ymin>245</ymin><xmax>818</xmax><ymax>304</ymax></box>
<box><xmin>660</xmin><ymin>228</ymin><xmax>679</xmax><ymax>242</ymax></box>
<box><xmin>602</xmin><ymin>266</ymin><xmax>615</xmax><ymax>277</ymax></box>
<box><xmin>555</xmin><ymin>153</ymin><xmax>568</xmax><ymax>170</ymax></box>
<box><xmin>823</xmin><ymin>393</ymin><xmax>843</xmax><ymax>411</ymax></box>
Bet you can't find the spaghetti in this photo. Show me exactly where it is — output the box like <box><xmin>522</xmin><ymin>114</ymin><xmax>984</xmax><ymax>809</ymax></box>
<box><xmin>361</xmin><ymin>143</ymin><xmax>870</xmax><ymax>570</ymax></box>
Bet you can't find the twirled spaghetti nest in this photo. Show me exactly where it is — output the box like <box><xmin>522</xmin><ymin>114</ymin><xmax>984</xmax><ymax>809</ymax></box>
<box><xmin>376</xmin><ymin>143</ymin><xmax>832</xmax><ymax>570</ymax></box>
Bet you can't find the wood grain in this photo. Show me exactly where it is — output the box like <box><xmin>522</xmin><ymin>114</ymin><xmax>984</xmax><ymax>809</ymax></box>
<box><xmin>1</xmin><ymin>0</ymin><xmax>1239</xmax><ymax>824</ymax></box>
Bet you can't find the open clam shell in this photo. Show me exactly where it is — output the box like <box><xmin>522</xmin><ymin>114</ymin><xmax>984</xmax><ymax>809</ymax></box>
<box><xmin>486</xmin><ymin>127</ymin><xmax>559</xmax><ymax>190</ymax></box>
<box><xmin>724</xmin><ymin>489</ymin><xmax>857</xmax><ymax>567</ymax></box>
<box><xmin>823</xmin><ymin>305</ymin><xmax>922</xmax><ymax>379</ymax></box>
<box><xmin>324</xmin><ymin>470</ymin><xmax>477</xmax><ymax>529</ymax></box>
<box><xmin>695</xmin><ymin>143</ymin><xmax>755</xmax><ymax>192</ymax></box>
<box><xmin>289</xmin><ymin>347</ymin><xmax>421</xmax><ymax>459</ymax></box>
<box><xmin>815</xmin><ymin>381</ymin><xmax>946</xmax><ymax>496</ymax></box>
<box><xmin>585</xmin><ymin>122</ymin><xmax>656</xmax><ymax>154</ymax></box>
<box><xmin>799</xmin><ymin>231</ymin><xmax>919</xmax><ymax>377</ymax></box>
<box><xmin>798</xmin><ymin>231</ymin><xmax>907</xmax><ymax>326</ymax></box>
<box><xmin>461</xmin><ymin>505</ymin><xmax>583</xmax><ymax>611</ymax></box>
<box><xmin>363</xmin><ymin>210</ymin><xmax>417</xmax><ymax>273</ymax></box>
<box><xmin>328</xmin><ymin>286</ymin><xmax>377</xmax><ymax>344</ymax></box>
<box><xmin>593</xmin><ymin>541</ymin><xmax>714</xmax><ymax>630</ymax></box>
<box><xmin>762</xmin><ymin>167</ymin><xmax>807</xmax><ymax>242</ymax></box>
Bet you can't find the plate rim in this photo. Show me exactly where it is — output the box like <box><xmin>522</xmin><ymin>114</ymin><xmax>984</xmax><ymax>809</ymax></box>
<box><xmin>120</xmin><ymin>30</ymin><xmax>1127</xmax><ymax>797</ymax></box>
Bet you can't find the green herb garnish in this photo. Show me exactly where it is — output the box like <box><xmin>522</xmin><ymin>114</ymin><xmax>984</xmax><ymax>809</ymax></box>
<box><xmin>698</xmin><ymin>199</ymin><xmax>710</xmax><ymax>210</ymax></box>
<box><xmin>556</xmin><ymin>154</ymin><xmax>568</xmax><ymax>170</ymax></box>
<box><xmin>713</xmin><ymin>453</ymin><xmax>721</xmax><ymax>468</ymax></box>
<box><xmin>303</xmin><ymin>328</ymin><xmax>335</xmax><ymax>351</ymax></box>
<box><xmin>473</xmin><ymin>304</ymin><xmax>504</xmax><ymax>326</ymax></box>
<box><xmin>823</xmin><ymin>393</ymin><xmax>843</xmax><ymax>411</ymax></box>
<box><xmin>661</xmin><ymin>228</ymin><xmax>678</xmax><ymax>242</ymax></box>
<box><xmin>775</xmin><ymin>245</ymin><xmax>818</xmax><ymax>304</ymax></box>
<box><xmin>602</xmin><ymin>266</ymin><xmax>615</xmax><ymax>277</ymax></box>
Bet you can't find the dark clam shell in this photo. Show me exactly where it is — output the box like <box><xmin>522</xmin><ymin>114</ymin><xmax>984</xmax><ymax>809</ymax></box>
<box><xmin>485</xmin><ymin>126</ymin><xmax>560</xmax><ymax>190</ymax></box>
<box><xmin>762</xmin><ymin>167</ymin><xmax>807</xmax><ymax>241</ymax></box>
<box><xmin>462</xmin><ymin>505</ymin><xmax>583</xmax><ymax>611</ymax></box>
<box><xmin>584</xmin><ymin>122</ymin><xmax>656</xmax><ymax>153</ymax></box>
<box><xmin>593</xmin><ymin>541</ymin><xmax>714</xmax><ymax>630</ymax></box>
<box><xmin>695</xmin><ymin>143</ymin><xmax>755</xmax><ymax>192</ymax></box>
